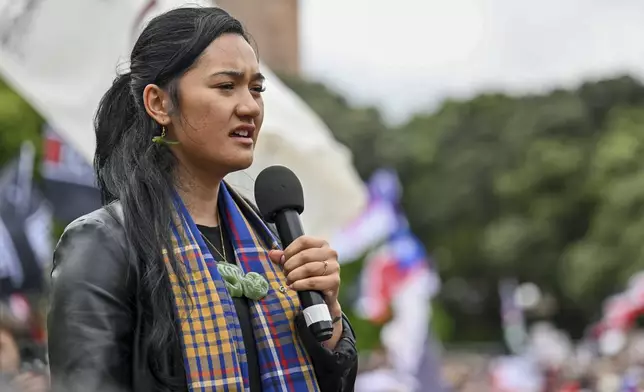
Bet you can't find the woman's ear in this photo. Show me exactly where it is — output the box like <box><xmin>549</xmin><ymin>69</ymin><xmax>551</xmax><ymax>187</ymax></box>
<box><xmin>143</xmin><ymin>84</ymin><xmax>171</xmax><ymax>126</ymax></box>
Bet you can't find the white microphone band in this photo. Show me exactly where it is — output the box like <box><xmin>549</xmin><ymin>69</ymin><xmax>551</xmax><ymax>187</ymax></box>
<box><xmin>303</xmin><ymin>304</ymin><xmax>332</xmax><ymax>327</ymax></box>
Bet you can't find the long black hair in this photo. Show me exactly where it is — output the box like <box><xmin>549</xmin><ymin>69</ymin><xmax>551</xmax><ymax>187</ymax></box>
<box><xmin>93</xmin><ymin>7</ymin><xmax>249</xmax><ymax>390</ymax></box>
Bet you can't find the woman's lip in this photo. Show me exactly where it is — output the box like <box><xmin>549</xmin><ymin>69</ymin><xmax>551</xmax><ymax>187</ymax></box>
<box><xmin>231</xmin><ymin>136</ymin><xmax>254</xmax><ymax>146</ymax></box>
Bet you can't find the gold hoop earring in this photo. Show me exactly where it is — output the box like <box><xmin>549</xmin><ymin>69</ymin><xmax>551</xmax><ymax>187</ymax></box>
<box><xmin>152</xmin><ymin>126</ymin><xmax>180</xmax><ymax>145</ymax></box>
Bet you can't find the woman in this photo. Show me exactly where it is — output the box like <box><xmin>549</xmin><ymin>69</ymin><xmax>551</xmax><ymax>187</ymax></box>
<box><xmin>47</xmin><ymin>7</ymin><xmax>358</xmax><ymax>392</ymax></box>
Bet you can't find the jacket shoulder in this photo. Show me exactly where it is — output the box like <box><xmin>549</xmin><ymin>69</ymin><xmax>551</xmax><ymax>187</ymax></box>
<box><xmin>65</xmin><ymin>201</ymin><xmax>124</xmax><ymax>234</ymax></box>
<box><xmin>52</xmin><ymin>201</ymin><xmax>131</xmax><ymax>284</ymax></box>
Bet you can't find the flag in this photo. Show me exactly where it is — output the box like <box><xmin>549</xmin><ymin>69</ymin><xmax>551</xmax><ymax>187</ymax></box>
<box><xmin>355</xmin><ymin>246</ymin><xmax>400</xmax><ymax>323</ymax></box>
<box><xmin>499</xmin><ymin>278</ymin><xmax>528</xmax><ymax>355</ymax></box>
<box><xmin>351</xmin><ymin>169</ymin><xmax>440</xmax><ymax>321</ymax></box>
<box><xmin>331</xmin><ymin>199</ymin><xmax>399</xmax><ymax>263</ymax></box>
<box><xmin>357</xmin><ymin>227</ymin><xmax>443</xmax><ymax>392</ymax></box>
<box><xmin>413</xmin><ymin>331</ymin><xmax>449</xmax><ymax>392</ymax></box>
<box><xmin>0</xmin><ymin>145</ymin><xmax>53</xmax><ymax>297</ymax></box>
<box><xmin>331</xmin><ymin>169</ymin><xmax>404</xmax><ymax>263</ymax></box>
<box><xmin>379</xmin><ymin>266</ymin><xmax>442</xmax><ymax>392</ymax></box>
<box><xmin>366</xmin><ymin>168</ymin><xmax>402</xmax><ymax>203</ymax></box>
<box><xmin>0</xmin><ymin>159</ymin><xmax>22</xmax><ymax>292</ymax></box>
<box><xmin>0</xmin><ymin>0</ymin><xmax>366</xmax><ymax>239</ymax></box>
<box><xmin>0</xmin><ymin>211</ymin><xmax>22</xmax><ymax>292</ymax></box>
<box><xmin>356</xmin><ymin>226</ymin><xmax>439</xmax><ymax>323</ymax></box>
<box><xmin>0</xmin><ymin>182</ymin><xmax>52</xmax><ymax>298</ymax></box>
<box><xmin>626</xmin><ymin>271</ymin><xmax>644</xmax><ymax>312</ymax></box>
<box><xmin>347</xmin><ymin>168</ymin><xmax>444</xmax><ymax>392</ymax></box>
<box><xmin>602</xmin><ymin>293</ymin><xmax>637</xmax><ymax>331</ymax></box>
<box><xmin>41</xmin><ymin>124</ymin><xmax>101</xmax><ymax>222</ymax></box>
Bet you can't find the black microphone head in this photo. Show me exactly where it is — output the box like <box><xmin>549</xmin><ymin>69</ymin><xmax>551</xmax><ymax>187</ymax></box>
<box><xmin>254</xmin><ymin>165</ymin><xmax>304</xmax><ymax>223</ymax></box>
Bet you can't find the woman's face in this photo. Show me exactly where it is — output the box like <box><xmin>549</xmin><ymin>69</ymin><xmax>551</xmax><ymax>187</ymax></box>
<box><xmin>169</xmin><ymin>33</ymin><xmax>265</xmax><ymax>177</ymax></box>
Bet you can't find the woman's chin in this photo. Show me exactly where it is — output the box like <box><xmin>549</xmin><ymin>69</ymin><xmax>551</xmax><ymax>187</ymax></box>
<box><xmin>226</xmin><ymin>155</ymin><xmax>254</xmax><ymax>173</ymax></box>
<box><xmin>202</xmin><ymin>147</ymin><xmax>255</xmax><ymax>175</ymax></box>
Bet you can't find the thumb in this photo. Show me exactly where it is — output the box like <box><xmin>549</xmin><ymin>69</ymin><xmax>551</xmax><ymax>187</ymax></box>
<box><xmin>268</xmin><ymin>249</ymin><xmax>285</xmax><ymax>264</ymax></box>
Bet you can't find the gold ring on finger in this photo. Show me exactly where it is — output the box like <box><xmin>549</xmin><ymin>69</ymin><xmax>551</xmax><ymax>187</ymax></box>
<box><xmin>322</xmin><ymin>260</ymin><xmax>329</xmax><ymax>276</ymax></box>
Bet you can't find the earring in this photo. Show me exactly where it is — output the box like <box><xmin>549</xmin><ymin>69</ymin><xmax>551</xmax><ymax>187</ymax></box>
<box><xmin>152</xmin><ymin>126</ymin><xmax>180</xmax><ymax>145</ymax></box>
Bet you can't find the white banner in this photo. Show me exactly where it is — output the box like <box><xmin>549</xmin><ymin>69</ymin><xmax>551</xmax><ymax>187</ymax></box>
<box><xmin>0</xmin><ymin>0</ymin><xmax>366</xmax><ymax>238</ymax></box>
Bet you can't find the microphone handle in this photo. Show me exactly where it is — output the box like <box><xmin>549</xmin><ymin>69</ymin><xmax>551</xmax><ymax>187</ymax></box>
<box><xmin>274</xmin><ymin>209</ymin><xmax>334</xmax><ymax>342</ymax></box>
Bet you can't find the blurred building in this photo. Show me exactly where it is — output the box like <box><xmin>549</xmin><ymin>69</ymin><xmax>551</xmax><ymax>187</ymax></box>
<box><xmin>216</xmin><ymin>0</ymin><xmax>299</xmax><ymax>76</ymax></box>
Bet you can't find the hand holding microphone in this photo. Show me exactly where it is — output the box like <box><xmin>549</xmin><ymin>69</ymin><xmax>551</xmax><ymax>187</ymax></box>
<box><xmin>268</xmin><ymin>237</ymin><xmax>342</xmax><ymax>316</ymax></box>
<box><xmin>255</xmin><ymin>165</ymin><xmax>342</xmax><ymax>343</ymax></box>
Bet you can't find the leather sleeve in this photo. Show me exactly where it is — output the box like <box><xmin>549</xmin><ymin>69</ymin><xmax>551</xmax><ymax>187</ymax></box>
<box><xmin>296</xmin><ymin>313</ymin><xmax>358</xmax><ymax>392</ymax></box>
<box><xmin>47</xmin><ymin>210</ymin><xmax>136</xmax><ymax>392</ymax></box>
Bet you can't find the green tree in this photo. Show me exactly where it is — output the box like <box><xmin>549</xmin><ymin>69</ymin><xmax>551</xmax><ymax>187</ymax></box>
<box><xmin>563</xmin><ymin>106</ymin><xmax>644</xmax><ymax>307</ymax></box>
<box><xmin>285</xmin><ymin>73</ymin><xmax>644</xmax><ymax>341</ymax></box>
<box><xmin>396</xmin><ymin>77</ymin><xmax>644</xmax><ymax>338</ymax></box>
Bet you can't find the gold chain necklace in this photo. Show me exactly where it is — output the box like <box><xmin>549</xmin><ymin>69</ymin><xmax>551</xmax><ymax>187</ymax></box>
<box><xmin>200</xmin><ymin>211</ymin><xmax>227</xmax><ymax>262</ymax></box>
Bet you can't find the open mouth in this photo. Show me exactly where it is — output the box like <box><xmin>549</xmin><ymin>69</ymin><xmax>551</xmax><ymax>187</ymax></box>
<box><xmin>230</xmin><ymin>125</ymin><xmax>255</xmax><ymax>140</ymax></box>
<box><xmin>229</xmin><ymin>125</ymin><xmax>255</xmax><ymax>146</ymax></box>
<box><xmin>231</xmin><ymin>130</ymin><xmax>251</xmax><ymax>138</ymax></box>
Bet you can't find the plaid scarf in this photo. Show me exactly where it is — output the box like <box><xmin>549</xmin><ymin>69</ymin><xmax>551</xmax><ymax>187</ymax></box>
<box><xmin>164</xmin><ymin>182</ymin><xmax>320</xmax><ymax>392</ymax></box>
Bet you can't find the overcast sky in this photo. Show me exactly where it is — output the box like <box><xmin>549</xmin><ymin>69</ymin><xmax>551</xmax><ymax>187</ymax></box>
<box><xmin>300</xmin><ymin>0</ymin><xmax>644</xmax><ymax>123</ymax></box>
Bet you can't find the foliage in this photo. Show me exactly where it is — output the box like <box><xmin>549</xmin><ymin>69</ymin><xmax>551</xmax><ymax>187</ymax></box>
<box><xmin>283</xmin><ymin>74</ymin><xmax>644</xmax><ymax>341</ymax></box>
<box><xmin>0</xmin><ymin>78</ymin><xmax>43</xmax><ymax>166</ymax></box>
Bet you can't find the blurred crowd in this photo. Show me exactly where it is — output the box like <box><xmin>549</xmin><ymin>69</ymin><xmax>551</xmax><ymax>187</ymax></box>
<box><xmin>351</xmin><ymin>323</ymin><xmax>644</xmax><ymax>392</ymax></box>
<box><xmin>6</xmin><ymin>294</ymin><xmax>644</xmax><ymax>391</ymax></box>
<box><xmin>0</xmin><ymin>297</ymin><xmax>48</xmax><ymax>392</ymax></box>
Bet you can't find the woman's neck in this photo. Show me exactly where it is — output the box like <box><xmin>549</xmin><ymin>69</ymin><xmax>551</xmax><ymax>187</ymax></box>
<box><xmin>174</xmin><ymin>164</ymin><xmax>224</xmax><ymax>227</ymax></box>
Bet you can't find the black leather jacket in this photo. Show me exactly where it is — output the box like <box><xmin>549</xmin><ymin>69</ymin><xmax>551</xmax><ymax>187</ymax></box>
<box><xmin>47</xmin><ymin>203</ymin><xmax>358</xmax><ymax>392</ymax></box>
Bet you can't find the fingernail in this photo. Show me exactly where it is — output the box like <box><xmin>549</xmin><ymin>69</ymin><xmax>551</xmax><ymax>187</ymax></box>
<box><xmin>280</xmin><ymin>255</ymin><xmax>285</xmax><ymax>264</ymax></box>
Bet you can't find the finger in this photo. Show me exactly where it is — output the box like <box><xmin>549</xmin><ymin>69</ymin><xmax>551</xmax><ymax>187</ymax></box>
<box><xmin>283</xmin><ymin>247</ymin><xmax>333</xmax><ymax>274</ymax></box>
<box><xmin>283</xmin><ymin>236</ymin><xmax>328</xmax><ymax>261</ymax></box>
<box><xmin>287</xmin><ymin>260</ymin><xmax>340</xmax><ymax>285</ymax></box>
<box><xmin>290</xmin><ymin>274</ymin><xmax>341</xmax><ymax>292</ymax></box>
<box><xmin>268</xmin><ymin>249</ymin><xmax>285</xmax><ymax>265</ymax></box>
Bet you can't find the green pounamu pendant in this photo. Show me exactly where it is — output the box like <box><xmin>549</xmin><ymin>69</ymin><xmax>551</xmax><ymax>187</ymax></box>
<box><xmin>217</xmin><ymin>263</ymin><xmax>244</xmax><ymax>298</ymax></box>
<box><xmin>216</xmin><ymin>263</ymin><xmax>269</xmax><ymax>300</ymax></box>
<box><xmin>241</xmin><ymin>272</ymin><xmax>270</xmax><ymax>300</ymax></box>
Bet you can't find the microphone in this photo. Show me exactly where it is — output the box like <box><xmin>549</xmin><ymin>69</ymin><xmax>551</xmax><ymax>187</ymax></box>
<box><xmin>254</xmin><ymin>165</ymin><xmax>334</xmax><ymax>342</ymax></box>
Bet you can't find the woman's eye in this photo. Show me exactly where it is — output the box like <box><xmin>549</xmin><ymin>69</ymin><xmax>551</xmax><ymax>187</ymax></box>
<box><xmin>251</xmin><ymin>85</ymin><xmax>266</xmax><ymax>93</ymax></box>
<box><xmin>217</xmin><ymin>83</ymin><xmax>235</xmax><ymax>90</ymax></box>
